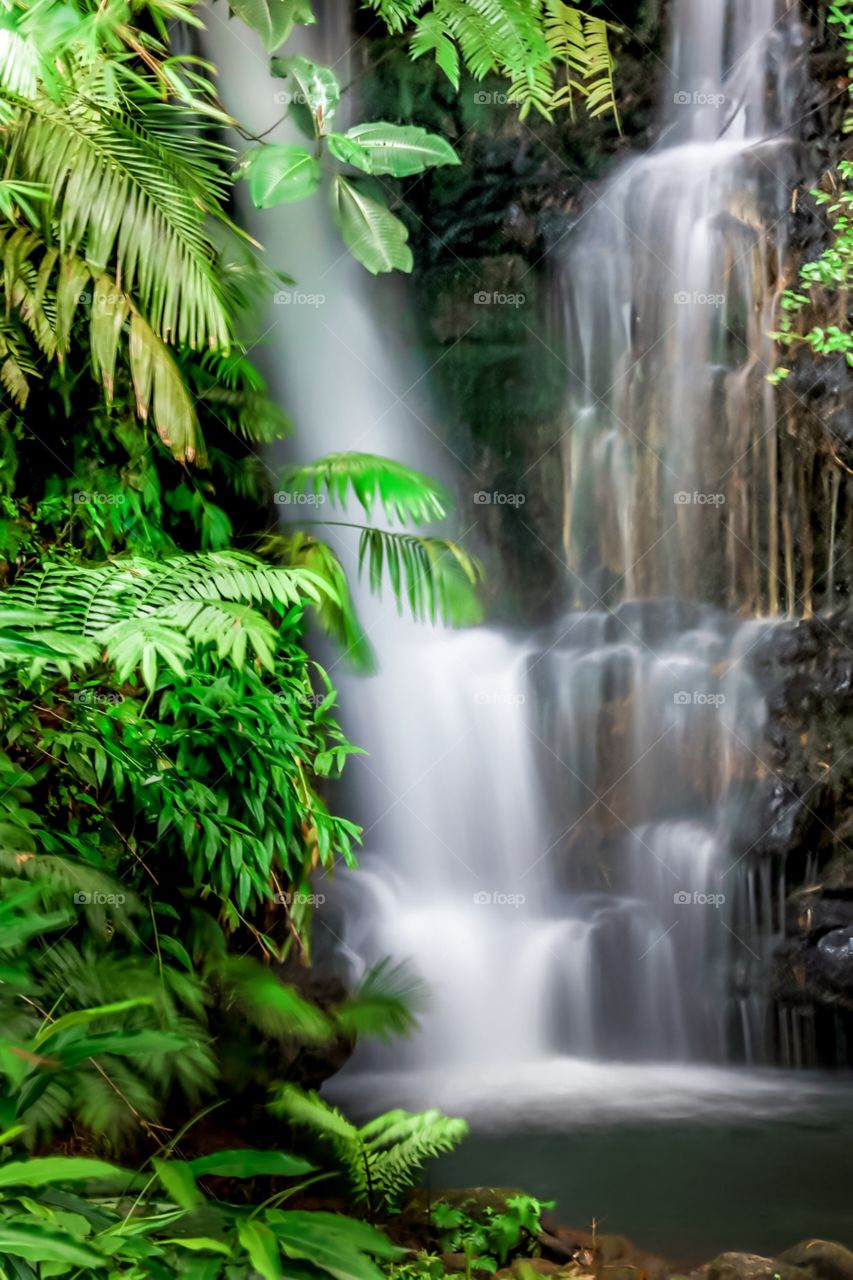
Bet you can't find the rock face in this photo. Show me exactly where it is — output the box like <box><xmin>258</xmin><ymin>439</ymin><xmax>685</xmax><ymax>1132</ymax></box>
<box><xmin>746</xmin><ymin>614</ymin><xmax>853</xmax><ymax>1065</ymax></box>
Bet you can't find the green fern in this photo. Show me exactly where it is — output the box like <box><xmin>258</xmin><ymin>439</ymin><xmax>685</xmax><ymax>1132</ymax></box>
<box><xmin>269</xmin><ymin>1084</ymin><xmax>468</xmax><ymax>1213</ymax></box>
<box><xmin>367</xmin><ymin>0</ymin><xmax>621</xmax><ymax>122</ymax></box>
<box><xmin>5</xmin><ymin>552</ymin><xmax>337</xmax><ymax>687</ymax></box>
<box><xmin>279</xmin><ymin>452</ymin><xmax>450</xmax><ymax>524</ymax></box>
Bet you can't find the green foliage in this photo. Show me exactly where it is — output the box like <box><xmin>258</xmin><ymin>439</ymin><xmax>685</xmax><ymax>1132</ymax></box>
<box><xmin>269</xmin><ymin>1085</ymin><xmax>469</xmax><ymax>1215</ymax></box>
<box><xmin>769</xmin><ymin>7</ymin><xmax>853</xmax><ymax>381</ymax></box>
<box><xmin>279</xmin><ymin>453</ymin><xmax>451</xmax><ymax>523</ymax></box>
<box><xmin>365</xmin><ymin>0</ymin><xmax>622</xmax><ymax>125</ymax></box>
<box><xmin>276</xmin><ymin>452</ymin><xmax>483</xmax><ymax>645</ymax></box>
<box><xmin>239</xmin><ymin>54</ymin><xmax>460</xmax><ymax>275</ymax></box>
<box><xmin>0</xmin><ymin>1140</ymin><xmax>407</xmax><ymax>1277</ymax></box>
<box><xmin>430</xmin><ymin>1194</ymin><xmax>553</xmax><ymax>1270</ymax></box>
<box><xmin>327</xmin><ymin>123</ymin><xmax>461</xmax><ymax>177</ymax></box>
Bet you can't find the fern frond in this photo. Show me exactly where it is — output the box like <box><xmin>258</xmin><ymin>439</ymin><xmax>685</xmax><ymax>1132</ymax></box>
<box><xmin>581</xmin><ymin>15</ymin><xmax>621</xmax><ymax>133</ymax></box>
<box><xmin>271</xmin><ymin>1085</ymin><xmax>468</xmax><ymax>1211</ymax></box>
<box><xmin>6</xmin><ymin>553</ymin><xmax>337</xmax><ymax>686</ymax></box>
<box><xmin>278</xmin><ymin>452</ymin><xmax>449</xmax><ymax>524</ymax></box>
<box><xmin>357</xmin><ymin>527</ymin><xmax>483</xmax><ymax>626</ymax></box>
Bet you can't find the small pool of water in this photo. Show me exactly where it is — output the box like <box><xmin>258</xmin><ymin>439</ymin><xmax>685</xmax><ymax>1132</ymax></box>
<box><xmin>329</xmin><ymin>1058</ymin><xmax>853</xmax><ymax>1263</ymax></box>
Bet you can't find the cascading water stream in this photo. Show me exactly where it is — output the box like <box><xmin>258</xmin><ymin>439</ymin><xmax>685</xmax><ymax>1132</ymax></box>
<box><xmin>208</xmin><ymin>0</ymin><xmax>813</xmax><ymax>1104</ymax></box>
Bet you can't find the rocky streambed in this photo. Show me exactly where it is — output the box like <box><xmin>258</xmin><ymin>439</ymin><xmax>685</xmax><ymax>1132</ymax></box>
<box><xmin>398</xmin><ymin>1192</ymin><xmax>853</xmax><ymax>1280</ymax></box>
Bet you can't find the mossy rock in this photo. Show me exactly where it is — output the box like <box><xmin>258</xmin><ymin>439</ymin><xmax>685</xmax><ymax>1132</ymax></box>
<box><xmin>777</xmin><ymin>1241</ymin><xmax>853</xmax><ymax>1280</ymax></box>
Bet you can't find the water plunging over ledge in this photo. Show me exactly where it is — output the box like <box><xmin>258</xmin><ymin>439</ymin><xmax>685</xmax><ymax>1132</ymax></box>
<box><xmin>207</xmin><ymin>0</ymin><xmax>825</xmax><ymax>1091</ymax></box>
<box><xmin>325</xmin><ymin>0</ymin><xmax>807</xmax><ymax>1082</ymax></box>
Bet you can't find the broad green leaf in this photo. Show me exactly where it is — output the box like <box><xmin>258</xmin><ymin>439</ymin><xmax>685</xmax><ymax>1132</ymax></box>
<box><xmin>228</xmin><ymin>0</ymin><xmax>313</xmax><ymax>52</ymax></box>
<box><xmin>242</xmin><ymin>145</ymin><xmax>321</xmax><ymax>208</ymax></box>
<box><xmin>270</xmin><ymin>54</ymin><xmax>339</xmax><ymax>134</ymax></box>
<box><xmin>331</xmin><ymin>177</ymin><xmax>412</xmax><ymax>275</ymax></box>
<box><xmin>0</xmin><ymin>1157</ymin><xmax>126</xmax><ymax>1187</ymax></box>
<box><xmin>266</xmin><ymin>1210</ymin><xmax>404</xmax><ymax>1280</ymax></box>
<box><xmin>153</xmin><ymin>1157</ymin><xmax>203</xmax><ymax>1211</ymax></box>
<box><xmin>186</xmin><ymin>1150</ymin><xmax>314</xmax><ymax>1179</ymax></box>
<box><xmin>0</xmin><ymin>1224</ymin><xmax>104</xmax><ymax>1268</ymax></box>
<box><xmin>237</xmin><ymin>1219</ymin><xmax>281</xmax><ymax>1280</ymax></box>
<box><xmin>327</xmin><ymin>123</ymin><xmax>460</xmax><ymax>177</ymax></box>
<box><xmin>161</xmin><ymin>1238</ymin><xmax>233</xmax><ymax>1256</ymax></box>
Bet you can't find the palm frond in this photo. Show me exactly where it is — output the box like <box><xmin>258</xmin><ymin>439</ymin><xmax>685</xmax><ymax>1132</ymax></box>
<box><xmin>357</xmin><ymin>527</ymin><xmax>483</xmax><ymax>625</ymax></box>
<box><xmin>278</xmin><ymin>451</ymin><xmax>449</xmax><ymax>524</ymax></box>
<box><xmin>8</xmin><ymin>95</ymin><xmax>234</xmax><ymax>349</ymax></box>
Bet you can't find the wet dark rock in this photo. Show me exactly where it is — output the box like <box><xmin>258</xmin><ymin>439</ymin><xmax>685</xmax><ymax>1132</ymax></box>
<box><xmin>777</xmin><ymin>1241</ymin><xmax>853</xmax><ymax>1280</ymax></box>
<box><xmin>705</xmin><ymin>1254</ymin><xmax>806</xmax><ymax>1280</ymax></box>
<box><xmin>817</xmin><ymin>926</ymin><xmax>853</xmax><ymax>980</ymax></box>
<box><xmin>735</xmin><ymin>777</ymin><xmax>823</xmax><ymax>861</ymax></box>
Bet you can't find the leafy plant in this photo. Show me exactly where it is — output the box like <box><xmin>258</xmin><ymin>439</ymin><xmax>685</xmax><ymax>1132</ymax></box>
<box><xmin>430</xmin><ymin>1194</ymin><xmax>553</xmax><ymax>1271</ymax></box>
<box><xmin>769</xmin><ymin>5</ymin><xmax>853</xmax><ymax>382</ymax></box>
<box><xmin>270</xmin><ymin>1085</ymin><xmax>469</xmax><ymax>1215</ymax></box>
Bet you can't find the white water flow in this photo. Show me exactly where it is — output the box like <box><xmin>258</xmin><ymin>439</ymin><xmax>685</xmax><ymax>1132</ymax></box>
<box><xmin>208</xmin><ymin>0</ymin><xmax>809</xmax><ymax>1107</ymax></box>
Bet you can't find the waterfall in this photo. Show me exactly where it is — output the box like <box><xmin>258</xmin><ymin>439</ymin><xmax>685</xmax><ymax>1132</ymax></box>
<box><xmin>206</xmin><ymin>0</ymin><xmax>806</xmax><ymax>1098</ymax></box>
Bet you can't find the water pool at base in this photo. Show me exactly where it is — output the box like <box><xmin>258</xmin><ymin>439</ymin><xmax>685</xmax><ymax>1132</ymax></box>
<box><xmin>331</xmin><ymin>1061</ymin><xmax>853</xmax><ymax>1262</ymax></box>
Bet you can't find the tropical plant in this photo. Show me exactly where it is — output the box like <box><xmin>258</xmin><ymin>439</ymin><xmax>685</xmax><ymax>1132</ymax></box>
<box><xmin>770</xmin><ymin>4</ymin><xmax>853</xmax><ymax>380</ymax></box>
<box><xmin>270</xmin><ymin>1084</ymin><xmax>469</xmax><ymax>1215</ymax></box>
<box><xmin>270</xmin><ymin>0</ymin><xmax>622</xmax><ymax>125</ymax></box>
<box><xmin>430</xmin><ymin>1193</ymin><xmax>553</xmax><ymax>1270</ymax></box>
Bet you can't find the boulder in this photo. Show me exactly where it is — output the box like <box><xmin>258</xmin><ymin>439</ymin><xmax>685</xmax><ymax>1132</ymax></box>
<box><xmin>777</xmin><ymin>1241</ymin><xmax>853</xmax><ymax>1280</ymax></box>
<box><xmin>705</xmin><ymin>1252</ymin><xmax>805</xmax><ymax>1280</ymax></box>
